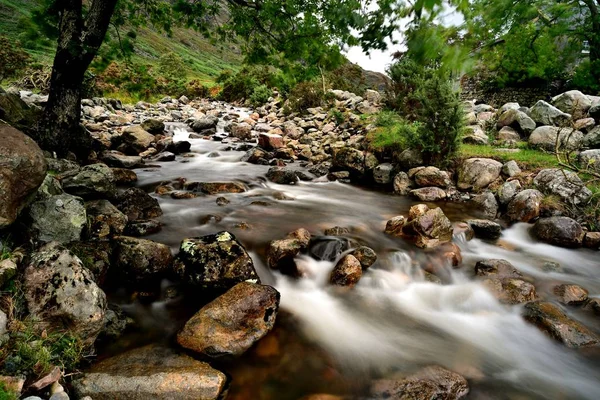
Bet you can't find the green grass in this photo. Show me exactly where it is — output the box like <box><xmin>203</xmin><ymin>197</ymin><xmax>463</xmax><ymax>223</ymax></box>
<box><xmin>459</xmin><ymin>143</ymin><xmax>560</xmax><ymax>170</ymax></box>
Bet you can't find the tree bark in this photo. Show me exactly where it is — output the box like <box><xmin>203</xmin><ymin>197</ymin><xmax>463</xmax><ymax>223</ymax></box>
<box><xmin>35</xmin><ymin>0</ymin><xmax>118</xmax><ymax>159</ymax></box>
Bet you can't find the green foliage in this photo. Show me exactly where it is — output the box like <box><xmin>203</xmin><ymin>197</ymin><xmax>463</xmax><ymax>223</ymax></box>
<box><xmin>0</xmin><ymin>35</ymin><xmax>30</xmax><ymax>82</ymax></box>
<box><xmin>0</xmin><ymin>383</ymin><xmax>18</xmax><ymax>400</ymax></box>
<box><xmin>570</xmin><ymin>60</ymin><xmax>600</xmax><ymax>94</ymax></box>
<box><xmin>286</xmin><ymin>81</ymin><xmax>327</xmax><ymax>114</ymax></box>
<box><xmin>329</xmin><ymin>108</ymin><xmax>345</xmax><ymax>125</ymax></box>
<box><xmin>249</xmin><ymin>85</ymin><xmax>272</xmax><ymax>107</ymax></box>
<box><xmin>159</xmin><ymin>52</ymin><xmax>187</xmax><ymax>80</ymax></box>
<box><xmin>368</xmin><ymin>114</ymin><xmax>422</xmax><ymax>154</ymax></box>
<box><xmin>217</xmin><ymin>66</ymin><xmax>286</xmax><ymax>103</ymax></box>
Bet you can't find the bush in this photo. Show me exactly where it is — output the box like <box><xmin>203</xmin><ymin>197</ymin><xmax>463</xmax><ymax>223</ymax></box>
<box><xmin>379</xmin><ymin>57</ymin><xmax>464</xmax><ymax>166</ymax></box>
<box><xmin>249</xmin><ymin>84</ymin><xmax>271</xmax><ymax>106</ymax></box>
<box><xmin>0</xmin><ymin>36</ymin><xmax>30</xmax><ymax>82</ymax></box>
<box><xmin>569</xmin><ymin>60</ymin><xmax>600</xmax><ymax>94</ymax></box>
<box><xmin>185</xmin><ymin>80</ymin><xmax>211</xmax><ymax>98</ymax></box>
<box><xmin>286</xmin><ymin>80</ymin><xmax>326</xmax><ymax>113</ymax></box>
<box><xmin>368</xmin><ymin>114</ymin><xmax>422</xmax><ymax>154</ymax></box>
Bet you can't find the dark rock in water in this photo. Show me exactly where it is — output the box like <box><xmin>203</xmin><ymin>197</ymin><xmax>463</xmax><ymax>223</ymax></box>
<box><xmin>154</xmin><ymin>151</ymin><xmax>176</xmax><ymax>162</ymax></box>
<box><xmin>506</xmin><ymin>189</ymin><xmax>543</xmax><ymax>223</ymax></box>
<box><xmin>370</xmin><ymin>366</ymin><xmax>469</xmax><ymax>400</ymax></box>
<box><xmin>23</xmin><ymin>242</ymin><xmax>107</xmax><ymax>344</ymax></box>
<box><xmin>174</xmin><ymin>231</ymin><xmax>259</xmax><ymax>290</ymax></box>
<box><xmin>241</xmin><ymin>147</ymin><xmax>268</xmax><ymax>164</ymax></box>
<box><xmin>86</xmin><ymin>200</ymin><xmax>128</xmax><ymax>239</ymax></box>
<box><xmin>113</xmin><ymin>236</ymin><xmax>173</xmax><ymax>285</ymax></box>
<box><xmin>216</xmin><ymin>197</ymin><xmax>230</xmax><ymax>206</ymax></box>
<box><xmin>184</xmin><ymin>181</ymin><xmax>246</xmax><ymax>194</ymax></box>
<box><xmin>98</xmin><ymin>304</ymin><xmax>135</xmax><ymax>342</ymax></box>
<box><xmin>467</xmin><ymin>219</ymin><xmax>502</xmax><ymax>240</ymax></box>
<box><xmin>475</xmin><ymin>259</ymin><xmax>521</xmax><ymax>278</ymax></box>
<box><xmin>111</xmin><ymin>168</ymin><xmax>138</xmax><ymax>184</ymax></box>
<box><xmin>327</xmin><ymin>171</ymin><xmax>351</xmax><ymax>182</ymax></box>
<box><xmin>166</xmin><ymin>140</ymin><xmax>191</xmax><ymax>154</ymax></box>
<box><xmin>141</xmin><ymin>118</ymin><xmax>165</xmax><ymax>134</ymax></box>
<box><xmin>124</xmin><ymin>219</ymin><xmax>162</xmax><ymax>237</ymax></box>
<box><xmin>483</xmin><ymin>278</ymin><xmax>536</xmax><ymax>304</ymax></box>
<box><xmin>116</xmin><ymin>188</ymin><xmax>162</xmax><ymax>221</ymax></box>
<box><xmin>350</xmin><ymin>246</ymin><xmax>377</xmax><ymax>269</ymax></box>
<box><xmin>267</xmin><ymin>228</ymin><xmax>311</xmax><ymax>275</ymax></box>
<box><xmin>332</xmin><ymin>147</ymin><xmax>366</xmax><ymax>176</ymax></box>
<box><xmin>177</xmin><ymin>282</ymin><xmax>280</xmax><ymax>358</ymax></box>
<box><xmin>523</xmin><ymin>301</ymin><xmax>600</xmax><ymax>348</ymax></box>
<box><xmin>309</xmin><ymin>237</ymin><xmax>351</xmax><ymax>261</ymax></box>
<box><xmin>329</xmin><ymin>255</ymin><xmax>362</xmax><ymax>287</ymax></box>
<box><xmin>531</xmin><ymin>217</ymin><xmax>584</xmax><ymax>248</ymax></box>
<box><xmin>101</xmin><ymin>151</ymin><xmax>143</xmax><ymax>169</ymax></box>
<box><xmin>266</xmin><ymin>167</ymin><xmax>299</xmax><ymax>185</ymax></box>
<box><xmin>72</xmin><ymin>344</ymin><xmax>227</xmax><ymax>400</ymax></box>
<box><xmin>391</xmin><ymin>205</ymin><xmax>453</xmax><ymax>249</ymax></box>
<box><xmin>191</xmin><ymin>116</ymin><xmax>219</xmax><ymax>132</ymax></box>
<box><xmin>0</xmin><ymin>125</ymin><xmax>47</xmax><ymax>228</ymax></box>
<box><xmin>553</xmin><ymin>284</ymin><xmax>589</xmax><ymax>305</ymax></box>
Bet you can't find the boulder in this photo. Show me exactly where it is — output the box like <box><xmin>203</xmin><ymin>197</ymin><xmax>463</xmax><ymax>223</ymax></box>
<box><xmin>140</xmin><ymin>118</ymin><xmax>165</xmax><ymax>134</ymax></box>
<box><xmin>350</xmin><ymin>246</ymin><xmax>377</xmax><ymax>269</ymax></box>
<box><xmin>584</xmin><ymin>125</ymin><xmax>600</xmax><ymax>149</ymax></box>
<box><xmin>414</xmin><ymin>166</ymin><xmax>451</xmax><ymax>188</ymax></box>
<box><xmin>177</xmin><ymin>282</ymin><xmax>279</xmax><ymax>357</ymax></box>
<box><xmin>457</xmin><ymin>158</ymin><xmax>503</xmax><ymax>191</ymax></box>
<box><xmin>578</xmin><ymin>149</ymin><xmax>600</xmax><ymax>171</ymax></box>
<box><xmin>27</xmin><ymin>193</ymin><xmax>87</xmax><ymax>243</ymax></box>
<box><xmin>332</xmin><ymin>147</ymin><xmax>366</xmax><ymax>176</ymax></box>
<box><xmin>258</xmin><ymin>133</ymin><xmax>284</xmax><ymax>150</ymax></box>
<box><xmin>497</xmin><ymin>126</ymin><xmax>521</xmax><ymax>143</ymax></box>
<box><xmin>329</xmin><ymin>255</ymin><xmax>362</xmax><ymax>287</ymax></box>
<box><xmin>0</xmin><ymin>125</ymin><xmax>47</xmax><ymax>228</ymax></box>
<box><xmin>62</xmin><ymin>163</ymin><xmax>116</xmax><ymax>199</ymax></box>
<box><xmin>241</xmin><ymin>147</ymin><xmax>268</xmax><ymax>164</ymax></box>
<box><xmin>111</xmin><ymin>168</ymin><xmax>138</xmax><ymax>184</ymax></box>
<box><xmin>267</xmin><ymin>228</ymin><xmax>311</xmax><ymax>275</ymax></box>
<box><xmin>101</xmin><ymin>151</ymin><xmax>143</xmax><ymax>169</ymax></box>
<box><xmin>124</xmin><ymin>219</ymin><xmax>162</xmax><ymax>237</ymax></box>
<box><xmin>266</xmin><ymin>167</ymin><xmax>299</xmax><ymax>185</ymax></box>
<box><xmin>552</xmin><ymin>90</ymin><xmax>592</xmax><ymax>117</ymax></box>
<box><xmin>523</xmin><ymin>302</ymin><xmax>599</xmax><ymax>348</ymax></box>
<box><xmin>497</xmin><ymin>180</ymin><xmax>521</xmax><ymax>206</ymax></box>
<box><xmin>534</xmin><ymin>169</ymin><xmax>591</xmax><ymax>205</ymax></box>
<box><xmin>113</xmin><ymin>236</ymin><xmax>174</xmax><ymax>285</ymax></box>
<box><xmin>184</xmin><ymin>181</ymin><xmax>246</xmax><ymax>194</ymax></box>
<box><xmin>174</xmin><ymin>231</ymin><xmax>259</xmax><ymax>290</ymax></box>
<box><xmin>528</xmin><ymin>100</ymin><xmax>571</xmax><ymax>126</ymax></box>
<box><xmin>370</xmin><ymin>366</ymin><xmax>469</xmax><ymax>400</ymax></box>
<box><xmin>191</xmin><ymin>116</ymin><xmax>219</xmax><ymax>133</ymax></box>
<box><xmin>590</xmin><ymin>103</ymin><xmax>600</xmax><ymax>122</ymax></box>
<box><xmin>501</xmin><ymin>160</ymin><xmax>521</xmax><ymax>177</ymax></box>
<box><xmin>282</xmin><ymin>121</ymin><xmax>304</xmax><ymax>139</ymax></box>
<box><xmin>373</xmin><ymin>163</ymin><xmax>394</xmax><ymax>184</ymax></box>
<box><xmin>121</xmin><ymin>125</ymin><xmax>155</xmax><ymax>154</ymax></box>
<box><xmin>393</xmin><ymin>205</ymin><xmax>453</xmax><ymax>249</ymax></box>
<box><xmin>410</xmin><ymin>187</ymin><xmax>447</xmax><ymax>202</ymax></box>
<box><xmin>583</xmin><ymin>232</ymin><xmax>600</xmax><ymax>249</ymax></box>
<box><xmin>393</xmin><ymin>172</ymin><xmax>413</xmax><ymax>195</ymax></box>
<box><xmin>553</xmin><ymin>284</ymin><xmax>588</xmax><ymax>305</ymax></box>
<box><xmin>116</xmin><ymin>188</ymin><xmax>162</xmax><ymax>221</ymax></box>
<box><xmin>496</xmin><ymin>109</ymin><xmax>536</xmax><ymax>136</ymax></box>
<box><xmin>531</xmin><ymin>217</ymin><xmax>584</xmax><ymax>248</ymax></box>
<box><xmin>230</xmin><ymin>123</ymin><xmax>252</xmax><ymax>140</ymax></box>
<box><xmin>395</xmin><ymin>148</ymin><xmax>423</xmax><ymax>170</ymax></box>
<box><xmin>23</xmin><ymin>243</ymin><xmax>106</xmax><ymax>343</ymax></box>
<box><xmin>483</xmin><ymin>277</ymin><xmax>537</xmax><ymax>304</ymax></box>
<box><xmin>73</xmin><ymin>345</ymin><xmax>227</xmax><ymax>400</ymax></box>
<box><xmin>528</xmin><ymin>126</ymin><xmax>583</xmax><ymax>152</ymax></box>
<box><xmin>471</xmin><ymin>191</ymin><xmax>498</xmax><ymax>219</ymax></box>
<box><xmin>462</xmin><ymin>125</ymin><xmax>488</xmax><ymax>145</ymax></box>
<box><xmin>467</xmin><ymin>219</ymin><xmax>502</xmax><ymax>240</ymax></box>
<box><xmin>475</xmin><ymin>259</ymin><xmax>521</xmax><ymax>278</ymax></box>
<box><xmin>574</xmin><ymin>117</ymin><xmax>595</xmax><ymax>133</ymax></box>
<box><xmin>506</xmin><ymin>189</ymin><xmax>543</xmax><ymax>223</ymax></box>
<box><xmin>86</xmin><ymin>200</ymin><xmax>128</xmax><ymax>238</ymax></box>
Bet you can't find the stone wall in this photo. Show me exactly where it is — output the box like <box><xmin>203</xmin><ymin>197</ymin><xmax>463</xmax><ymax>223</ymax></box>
<box><xmin>459</xmin><ymin>76</ymin><xmax>562</xmax><ymax>108</ymax></box>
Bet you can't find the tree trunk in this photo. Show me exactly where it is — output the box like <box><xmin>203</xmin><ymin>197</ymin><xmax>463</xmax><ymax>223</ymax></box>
<box><xmin>35</xmin><ymin>0</ymin><xmax>118</xmax><ymax>159</ymax></box>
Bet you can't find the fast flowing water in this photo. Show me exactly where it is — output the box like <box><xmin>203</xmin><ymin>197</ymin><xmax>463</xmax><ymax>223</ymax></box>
<box><xmin>117</xmin><ymin>108</ymin><xmax>600</xmax><ymax>400</ymax></box>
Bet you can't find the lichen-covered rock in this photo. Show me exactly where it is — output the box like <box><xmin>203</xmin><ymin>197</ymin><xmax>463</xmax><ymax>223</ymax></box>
<box><xmin>534</xmin><ymin>169</ymin><xmax>592</xmax><ymax>206</ymax></box>
<box><xmin>531</xmin><ymin>217</ymin><xmax>584</xmax><ymax>248</ymax></box>
<box><xmin>332</xmin><ymin>147</ymin><xmax>366</xmax><ymax>176</ymax></box>
<box><xmin>350</xmin><ymin>246</ymin><xmax>377</xmax><ymax>269</ymax></box>
<box><xmin>329</xmin><ymin>255</ymin><xmax>362</xmax><ymax>287</ymax></box>
<box><xmin>141</xmin><ymin>118</ymin><xmax>165</xmax><ymax>134</ymax></box>
<box><xmin>177</xmin><ymin>282</ymin><xmax>279</xmax><ymax>357</ymax></box>
<box><xmin>552</xmin><ymin>90</ymin><xmax>592</xmax><ymax>117</ymax></box>
<box><xmin>63</xmin><ymin>163</ymin><xmax>116</xmax><ymax>200</ymax></box>
<box><xmin>101</xmin><ymin>151</ymin><xmax>143</xmax><ymax>169</ymax></box>
<box><xmin>578</xmin><ymin>149</ymin><xmax>600</xmax><ymax>171</ymax></box>
<box><xmin>116</xmin><ymin>188</ymin><xmax>162</xmax><ymax>221</ymax></box>
<box><xmin>523</xmin><ymin>301</ymin><xmax>599</xmax><ymax>348</ymax></box>
<box><xmin>497</xmin><ymin>180</ymin><xmax>521</xmax><ymax>206</ymax></box>
<box><xmin>174</xmin><ymin>231</ymin><xmax>259</xmax><ymax>290</ymax></box>
<box><xmin>111</xmin><ymin>168</ymin><xmax>138</xmax><ymax>184</ymax></box>
<box><xmin>462</xmin><ymin>125</ymin><xmax>488</xmax><ymax>145</ymax></box>
<box><xmin>23</xmin><ymin>243</ymin><xmax>106</xmax><ymax>343</ymax></box>
<box><xmin>73</xmin><ymin>344</ymin><xmax>227</xmax><ymax>400</ymax></box>
<box><xmin>393</xmin><ymin>172</ymin><xmax>412</xmax><ymax>195</ymax></box>
<box><xmin>373</xmin><ymin>163</ymin><xmax>394</xmax><ymax>184</ymax></box>
<box><xmin>86</xmin><ymin>200</ymin><xmax>128</xmax><ymax>238</ymax></box>
<box><xmin>457</xmin><ymin>158</ymin><xmax>503</xmax><ymax>191</ymax></box>
<box><xmin>0</xmin><ymin>125</ymin><xmax>47</xmax><ymax>228</ymax></box>
<box><xmin>27</xmin><ymin>193</ymin><xmax>87</xmax><ymax>243</ymax></box>
<box><xmin>501</xmin><ymin>160</ymin><xmax>521</xmax><ymax>178</ymax></box>
<box><xmin>121</xmin><ymin>125</ymin><xmax>155</xmax><ymax>154</ymax></box>
<box><xmin>583</xmin><ymin>232</ymin><xmax>600</xmax><ymax>249</ymax></box>
<box><xmin>470</xmin><ymin>191</ymin><xmax>498</xmax><ymax>219</ymax></box>
<box><xmin>370</xmin><ymin>366</ymin><xmax>469</xmax><ymax>400</ymax></box>
<box><xmin>113</xmin><ymin>236</ymin><xmax>173</xmax><ymax>285</ymax></box>
<box><xmin>506</xmin><ymin>189</ymin><xmax>543</xmax><ymax>222</ymax></box>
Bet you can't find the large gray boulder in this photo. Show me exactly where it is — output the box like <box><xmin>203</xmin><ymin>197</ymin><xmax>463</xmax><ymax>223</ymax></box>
<box><xmin>584</xmin><ymin>126</ymin><xmax>600</xmax><ymax>148</ymax></box>
<box><xmin>531</xmin><ymin>217</ymin><xmax>584</xmax><ymax>248</ymax></box>
<box><xmin>62</xmin><ymin>163</ymin><xmax>116</xmax><ymax>199</ymax></box>
<box><xmin>457</xmin><ymin>158</ymin><xmax>503</xmax><ymax>191</ymax></box>
<box><xmin>528</xmin><ymin>100</ymin><xmax>571</xmax><ymax>126</ymax></box>
<box><xmin>177</xmin><ymin>282</ymin><xmax>279</xmax><ymax>358</ymax></box>
<box><xmin>552</xmin><ymin>90</ymin><xmax>592</xmax><ymax>117</ymax></box>
<box><xmin>27</xmin><ymin>193</ymin><xmax>87</xmax><ymax>243</ymax></box>
<box><xmin>506</xmin><ymin>189</ymin><xmax>543</xmax><ymax>223</ymax></box>
<box><xmin>174</xmin><ymin>231</ymin><xmax>259</xmax><ymax>290</ymax></box>
<box><xmin>73</xmin><ymin>345</ymin><xmax>227</xmax><ymax>400</ymax></box>
<box><xmin>496</xmin><ymin>109</ymin><xmax>536</xmax><ymax>136</ymax></box>
<box><xmin>0</xmin><ymin>125</ymin><xmax>47</xmax><ymax>228</ymax></box>
<box><xmin>121</xmin><ymin>125</ymin><xmax>155</xmax><ymax>154</ymax></box>
<box><xmin>23</xmin><ymin>243</ymin><xmax>107</xmax><ymax>343</ymax></box>
<box><xmin>191</xmin><ymin>116</ymin><xmax>219</xmax><ymax>133</ymax></box>
<box><xmin>534</xmin><ymin>169</ymin><xmax>592</xmax><ymax>205</ymax></box>
<box><xmin>528</xmin><ymin>126</ymin><xmax>583</xmax><ymax>152</ymax></box>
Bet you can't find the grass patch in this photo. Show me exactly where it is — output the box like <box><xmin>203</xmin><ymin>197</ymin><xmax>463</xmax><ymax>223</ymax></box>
<box><xmin>0</xmin><ymin>383</ymin><xmax>18</xmax><ymax>400</ymax></box>
<box><xmin>459</xmin><ymin>143</ymin><xmax>560</xmax><ymax>170</ymax></box>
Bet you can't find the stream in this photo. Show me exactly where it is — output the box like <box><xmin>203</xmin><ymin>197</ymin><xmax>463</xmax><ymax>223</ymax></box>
<box><xmin>110</xmin><ymin>107</ymin><xmax>600</xmax><ymax>400</ymax></box>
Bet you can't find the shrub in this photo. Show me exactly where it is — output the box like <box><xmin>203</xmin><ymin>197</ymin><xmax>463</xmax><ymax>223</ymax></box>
<box><xmin>286</xmin><ymin>80</ymin><xmax>326</xmax><ymax>113</ymax></box>
<box><xmin>569</xmin><ymin>60</ymin><xmax>600</xmax><ymax>94</ymax></box>
<box><xmin>368</xmin><ymin>115</ymin><xmax>421</xmax><ymax>154</ymax></box>
<box><xmin>185</xmin><ymin>80</ymin><xmax>211</xmax><ymax>98</ymax></box>
<box><xmin>0</xmin><ymin>36</ymin><xmax>30</xmax><ymax>82</ymax></box>
<box><xmin>329</xmin><ymin>108</ymin><xmax>345</xmax><ymax>124</ymax></box>
<box><xmin>250</xmin><ymin>84</ymin><xmax>271</xmax><ymax>106</ymax></box>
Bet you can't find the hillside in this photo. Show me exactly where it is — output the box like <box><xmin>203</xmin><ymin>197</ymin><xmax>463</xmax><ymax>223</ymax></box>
<box><xmin>0</xmin><ymin>0</ymin><xmax>243</xmax><ymax>84</ymax></box>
